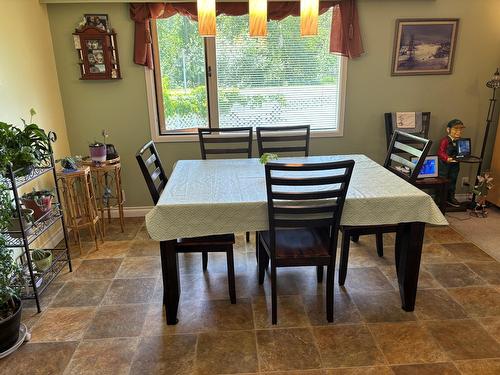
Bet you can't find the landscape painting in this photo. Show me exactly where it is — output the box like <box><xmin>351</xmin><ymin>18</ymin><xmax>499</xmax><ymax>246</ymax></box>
<box><xmin>392</xmin><ymin>19</ymin><xmax>459</xmax><ymax>76</ymax></box>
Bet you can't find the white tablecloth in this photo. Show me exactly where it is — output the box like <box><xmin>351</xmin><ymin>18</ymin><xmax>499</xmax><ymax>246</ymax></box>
<box><xmin>146</xmin><ymin>155</ymin><xmax>448</xmax><ymax>241</ymax></box>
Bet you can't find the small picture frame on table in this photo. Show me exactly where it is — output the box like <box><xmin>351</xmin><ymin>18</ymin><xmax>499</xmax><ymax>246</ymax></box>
<box><xmin>392</xmin><ymin>18</ymin><xmax>459</xmax><ymax>76</ymax></box>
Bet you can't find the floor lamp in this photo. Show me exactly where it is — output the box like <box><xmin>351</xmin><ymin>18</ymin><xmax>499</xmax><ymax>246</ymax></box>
<box><xmin>473</xmin><ymin>69</ymin><xmax>500</xmax><ymax>202</ymax></box>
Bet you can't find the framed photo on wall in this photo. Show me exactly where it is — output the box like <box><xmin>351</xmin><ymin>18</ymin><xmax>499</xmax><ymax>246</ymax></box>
<box><xmin>392</xmin><ymin>18</ymin><xmax>459</xmax><ymax>76</ymax></box>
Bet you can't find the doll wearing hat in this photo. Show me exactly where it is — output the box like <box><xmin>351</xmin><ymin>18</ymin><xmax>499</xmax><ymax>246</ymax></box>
<box><xmin>437</xmin><ymin>119</ymin><xmax>465</xmax><ymax>207</ymax></box>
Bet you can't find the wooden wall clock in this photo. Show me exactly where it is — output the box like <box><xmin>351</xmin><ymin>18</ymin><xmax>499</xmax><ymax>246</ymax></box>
<box><xmin>73</xmin><ymin>25</ymin><xmax>121</xmax><ymax>80</ymax></box>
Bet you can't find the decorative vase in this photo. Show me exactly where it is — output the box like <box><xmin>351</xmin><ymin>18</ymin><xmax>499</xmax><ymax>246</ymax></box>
<box><xmin>0</xmin><ymin>297</ymin><xmax>22</xmax><ymax>353</ymax></box>
<box><xmin>89</xmin><ymin>144</ymin><xmax>107</xmax><ymax>163</ymax></box>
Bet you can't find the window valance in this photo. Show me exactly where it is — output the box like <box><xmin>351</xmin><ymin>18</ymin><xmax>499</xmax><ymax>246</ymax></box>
<box><xmin>130</xmin><ymin>0</ymin><xmax>363</xmax><ymax>69</ymax></box>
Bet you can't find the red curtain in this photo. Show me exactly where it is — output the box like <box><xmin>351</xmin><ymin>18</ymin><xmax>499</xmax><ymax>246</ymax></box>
<box><xmin>130</xmin><ymin>0</ymin><xmax>364</xmax><ymax>69</ymax></box>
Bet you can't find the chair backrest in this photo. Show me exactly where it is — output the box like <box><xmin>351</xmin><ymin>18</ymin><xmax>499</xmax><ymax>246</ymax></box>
<box><xmin>198</xmin><ymin>127</ymin><xmax>253</xmax><ymax>159</ymax></box>
<box><xmin>136</xmin><ymin>140</ymin><xmax>168</xmax><ymax>204</ymax></box>
<box><xmin>383</xmin><ymin>130</ymin><xmax>432</xmax><ymax>184</ymax></box>
<box><xmin>384</xmin><ymin>112</ymin><xmax>430</xmax><ymax>149</ymax></box>
<box><xmin>256</xmin><ymin>125</ymin><xmax>310</xmax><ymax>157</ymax></box>
<box><xmin>264</xmin><ymin>160</ymin><xmax>355</xmax><ymax>254</ymax></box>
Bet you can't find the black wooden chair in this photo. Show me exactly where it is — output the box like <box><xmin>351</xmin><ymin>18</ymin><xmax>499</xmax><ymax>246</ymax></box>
<box><xmin>198</xmin><ymin>127</ymin><xmax>253</xmax><ymax>242</ymax></box>
<box><xmin>136</xmin><ymin>140</ymin><xmax>236</xmax><ymax>303</ymax></box>
<box><xmin>256</xmin><ymin>125</ymin><xmax>310</xmax><ymax>157</ymax></box>
<box><xmin>338</xmin><ymin>131</ymin><xmax>432</xmax><ymax>286</ymax></box>
<box><xmin>258</xmin><ymin>160</ymin><xmax>355</xmax><ymax>324</ymax></box>
<box><xmin>384</xmin><ymin>112</ymin><xmax>431</xmax><ymax>149</ymax></box>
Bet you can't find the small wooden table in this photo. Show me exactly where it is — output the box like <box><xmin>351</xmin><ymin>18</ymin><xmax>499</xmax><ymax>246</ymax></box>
<box><xmin>57</xmin><ymin>167</ymin><xmax>104</xmax><ymax>250</ymax></box>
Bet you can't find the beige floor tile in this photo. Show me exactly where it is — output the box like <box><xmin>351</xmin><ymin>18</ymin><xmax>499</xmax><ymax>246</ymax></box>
<box><xmin>414</xmin><ymin>289</ymin><xmax>468</xmax><ymax>320</ymax></box>
<box><xmin>84</xmin><ymin>304</ymin><xmax>148</xmax><ymax>339</ymax></box>
<box><xmin>390</xmin><ymin>362</ymin><xmax>460</xmax><ymax>375</ymax></box>
<box><xmin>325</xmin><ymin>368</ymin><xmax>394</xmax><ymax>375</ymax></box>
<box><xmin>442</xmin><ymin>242</ymin><xmax>494</xmax><ymax>262</ymax></box>
<box><xmin>196</xmin><ymin>331</ymin><xmax>258</xmax><ymax>374</ymax></box>
<box><xmin>72</xmin><ymin>258</ymin><xmax>122</xmax><ymax>280</ymax></box>
<box><xmin>313</xmin><ymin>324</ymin><xmax>386</xmax><ymax>368</ymax></box>
<box><xmin>126</xmin><ymin>239</ymin><xmax>159</xmax><ymax>257</ymax></box>
<box><xmin>477</xmin><ymin>316</ymin><xmax>500</xmax><ymax>342</ymax></box>
<box><xmin>31</xmin><ymin>307</ymin><xmax>95</xmax><ymax>342</ymax></box>
<box><xmin>257</xmin><ymin>328</ymin><xmax>321</xmax><ymax>372</ymax></box>
<box><xmin>369</xmin><ymin>322</ymin><xmax>447</xmax><ymax>364</ymax></box>
<box><xmin>50</xmin><ymin>280</ymin><xmax>111</xmax><ymax>307</ymax></box>
<box><xmin>352</xmin><ymin>291</ymin><xmax>417</xmax><ymax>323</ymax></box>
<box><xmin>446</xmin><ymin>286</ymin><xmax>500</xmax><ymax>317</ymax></box>
<box><xmin>303</xmin><ymin>292</ymin><xmax>362</xmax><ymax>326</ymax></box>
<box><xmin>378</xmin><ymin>266</ymin><xmax>439</xmax><ymax>290</ymax></box>
<box><xmin>252</xmin><ymin>295</ymin><xmax>310</xmax><ymax>328</ymax></box>
<box><xmin>102</xmin><ymin>278</ymin><xmax>156</xmax><ymax>305</ymax></box>
<box><xmin>0</xmin><ymin>342</ymin><xmax>77</xmax><ymax>375</ymax></box>
<box><xmin>421</xmin><ymin>243</ymin><xmax>457</xmax><ymax>264</ymax></box>
<box><xmin>85</xmin><ymin>241</ymin><xmax>130</xmax><ymax>259</ymax></box>
<box><xmin>466</xmin><ymin>261</ymin><xmax>500</xmax><ymax>285</ymax></box>
<box><xmin>424</xmin><ymin>263</ymin><xmax>486</xmax><ymax>288</ymax></box>
<box><xmin>64</xmin><ymin>338</ymin><xmax>140</xmax><ymax>375</ymax></box>
<box><xmin>116</xmin><ymin>256</ymin><xmax>161</xmax><ymax>278</ymax></box>
<box><xmin>129</xmin><ymin>335</ymin><xmax>197</xmax><ymax>375</ymax></box>
<box><xmin>425</xmin><ymin>227</ymin><xmax>465</xmax><ymax>244</ymax></box>
<box><xmin>454</xmin><ymin>358</ymin><xmax>500</xmax><ymax>375</ymax></box>
<box><xmin>425</xmin><ymin>319</ymin><xmax>500</xmax><ymax>360</ymax></box>
<box><xmin>340</xmin><ymin>267</ymin><xmax>394</xmax><ymax>293</ymax></box>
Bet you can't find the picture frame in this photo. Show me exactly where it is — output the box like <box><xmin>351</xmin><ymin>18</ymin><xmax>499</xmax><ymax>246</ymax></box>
<box><xmin>84</xmin><ymin>14</ymin><xmax>109</xmax><ymax>32</ymax></box>
<box><xmin>391</xmin><ymin>18</ymin><xmax>459</xmax><ymax>76</ymax></box>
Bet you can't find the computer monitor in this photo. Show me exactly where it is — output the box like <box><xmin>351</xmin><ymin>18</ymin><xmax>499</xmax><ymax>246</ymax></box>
<box><xmin>457</xmin><ymin>138</ymin><xmax>472</xmax><ymax>157</ymax></box>
<box><xmin>411</xmin><ymin>155</ymin><xmax>438</xmax><ymax>178</ymax></box>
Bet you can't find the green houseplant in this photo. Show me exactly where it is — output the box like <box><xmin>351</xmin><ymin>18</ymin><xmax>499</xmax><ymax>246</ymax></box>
<box><xmin>21</xmin><ymin>189</ymin><xmax>54</xmax><ymax>221</ymax></box>
<box><xmin>0</xmin><ymin>183</ymin><xmax>24</xmax><ymax>352</ymax></box>
<box><xmin>30</xmin><ymin>249</ymin><xmax>52</xmax><ymax>272</ymax></box>
<box><xmin>0</xmin><ymin>109</ymin><xmax>50</xmax><ymax>177</ymax></box>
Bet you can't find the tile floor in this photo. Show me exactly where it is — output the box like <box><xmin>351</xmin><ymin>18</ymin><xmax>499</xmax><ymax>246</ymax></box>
<box><xmin>1</xmin><ymin>217</ymin><xmax>500</xmax><ymax>374</ymax></box>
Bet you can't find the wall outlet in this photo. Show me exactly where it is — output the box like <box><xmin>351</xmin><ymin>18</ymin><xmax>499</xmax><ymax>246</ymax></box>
<box><xmin>461</xmin><ymin>177</ymin><xmax>469</xmax><ymax>187</ymax></box>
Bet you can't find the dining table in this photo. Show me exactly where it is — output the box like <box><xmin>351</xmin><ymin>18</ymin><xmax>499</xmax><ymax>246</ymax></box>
<box><xmin>146</xmin><ymin>154</ymin><xmax>448</xmax><ymax>325</ymax></box>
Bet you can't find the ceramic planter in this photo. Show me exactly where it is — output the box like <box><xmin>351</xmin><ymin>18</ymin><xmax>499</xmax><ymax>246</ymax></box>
<box><xmin>21</xmin><ymin>196</ymin><xmax>53</xmax><ymax>221</ymax></box>
<box><xmin>0</xmin><ymin>297</ymin><xmax>22</xmax><ymax>353</ymax></box>
<box><xmin>32</xmin><ymin>252</ymin><xmax>53</xmax><ymax>271</ymax></box>
<box><xmin>89</xmin><ymin>144</ymin><xmax>107</xmax><ymax>163</ymax></box>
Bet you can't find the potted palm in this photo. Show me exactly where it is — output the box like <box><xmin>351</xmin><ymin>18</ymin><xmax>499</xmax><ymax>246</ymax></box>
<box><xmin>0</xmin><ymin>184</ymin><xmax>24</xmax><ymax>352</ymax></box>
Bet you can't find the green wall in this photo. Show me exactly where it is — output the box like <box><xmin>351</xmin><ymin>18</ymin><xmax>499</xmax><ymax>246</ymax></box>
<box><xmin>48</xmin><ymin>0</ymin><xmax>500</xmax><ymax>207</ymax></box>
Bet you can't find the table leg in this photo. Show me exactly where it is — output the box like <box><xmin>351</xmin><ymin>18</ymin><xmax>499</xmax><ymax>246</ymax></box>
<box><xmin>160</xmin><ymin>240</ymin><xmax>180</xmax><ymax>325</ymax></box>
<box><xmin>395</xmin><ymin>222</ymin><xmax>425</xmax><ymax>312</ymax></box>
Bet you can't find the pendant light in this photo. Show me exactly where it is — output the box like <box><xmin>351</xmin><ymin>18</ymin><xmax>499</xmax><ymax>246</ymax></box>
<box><xmin>249</xmin><ymin>0</ymin><xmax>267</xmax><ymax>37</ymax></box>
<box><xmin>300</xmin><ymin>0</ymin><xmax>319</xmax><ymax>36</ymax></box>
<box><xmin>197</xmin><ymin>0</ymin><xmax>216</xmax><ymax>36</ymax></box>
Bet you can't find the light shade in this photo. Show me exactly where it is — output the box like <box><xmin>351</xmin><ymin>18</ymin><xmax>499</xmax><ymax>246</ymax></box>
<box><xmin>249</xmin><ymin>0</ymin><xmax>267</xmax><ymax>37</ymax></box>
<box><xmin>300</xmin><ymin>0</ymin><xmax>319</xmax><ymax>36</ymax></box>
<box><xmin>197</xmin><ymin>0</ymin><xmax>216</xmax><ymax>36</ymax></box>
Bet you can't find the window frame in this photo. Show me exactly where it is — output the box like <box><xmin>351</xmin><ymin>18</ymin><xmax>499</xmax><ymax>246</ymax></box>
<box><xmin>147</xmin><ymin>18</ymin><xmax>347</xmax><ymax>143</ymax></box>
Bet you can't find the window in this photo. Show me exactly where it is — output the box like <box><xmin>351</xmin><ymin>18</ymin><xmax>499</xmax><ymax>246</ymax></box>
<box><xmin>151</xmin><ymin>8</ymin><xmax>346</xmax><ymax>138</ymax></box>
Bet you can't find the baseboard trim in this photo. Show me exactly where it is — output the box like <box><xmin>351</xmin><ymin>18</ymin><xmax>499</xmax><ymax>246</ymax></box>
<box><xmin>39</xmin><ymin>227</ymin><xmax>64</xmax><ymax>250</ymax></box>
<box><xmin>102</xmin><ymin>206</ymin><xmax>152</xmax><ymax>218</ymax></box>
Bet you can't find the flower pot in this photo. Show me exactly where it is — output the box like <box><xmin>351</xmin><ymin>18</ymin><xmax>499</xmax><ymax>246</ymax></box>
<box><xmin>8</xmin><ymin>209</ymin><xmax>34</xmax><ymax>238</ymax></box>
<box><xmin>21</xmin><ymin>196</ymin><xmax>53</xmax><ymax>221</ymax></box>
<box><xmin>33</xmin><ymin>251</ymin><xmax>53</xmax><ymax>272</ymax></box>
<box><xmin>89</xmin><ymin>144</ymin><xmax>107</xmax><ymax>163</ymax></box>
<box><xmin>0</xmin><ymin>297</ymin><xmax>22</xmax><ymax>353</ymax></box>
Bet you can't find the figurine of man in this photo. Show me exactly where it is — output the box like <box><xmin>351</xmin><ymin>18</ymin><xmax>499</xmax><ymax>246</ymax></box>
<box><xmin>437</xmin><ymin>119</ymin><xmax>465</xmax><ymax>207</ymax></box>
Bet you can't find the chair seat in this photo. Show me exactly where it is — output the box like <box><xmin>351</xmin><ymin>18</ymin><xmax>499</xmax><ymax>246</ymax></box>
<box><xmin>260</xmin><ymin>227</ymin><xmax>331</xmax><ymax>259</ymax></box>
<box><xmin>176</xmin><ymin>233</ymin><xmax>235</xmax><ymax>247</ymax></box>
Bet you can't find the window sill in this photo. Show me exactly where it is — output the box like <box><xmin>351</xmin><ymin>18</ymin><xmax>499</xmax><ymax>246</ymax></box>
<box><xmin>151</xmin><ymin>129</ymin><xmax>344</xmax><ymax>143</ymax></box>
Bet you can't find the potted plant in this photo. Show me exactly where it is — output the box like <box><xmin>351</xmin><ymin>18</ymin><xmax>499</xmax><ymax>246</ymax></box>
<box><xmin>21</xmin><ymin>189</ymin><xmax>54</xmax><ymax>221</ymax></box>
<box><xmin>259</xmin><ymin>153</ymin><xmax>279</xmax><ymax>165</ymax></box>
<box><xmin>0</xmin><ymin>109</ymin><xmax>50</xmax><ymax>177</ymax></box>
<box><xmin>57</xmin><ymin>156</ymin><xmax>81</xmax><ymax>173</ymax></box>
<box><xmin>30</xmin><ymin>249</ymin><xmax>52</xmax><ymax>271</ymax></box>
<box><xmin>0</xmin><ymin>184</ymin><xmax>24</xmax><ymax>353</ymax></box>
<box><xmin>7</xmin><ymin>207</ymin><xmax>34</xmax><ymax>239</ymax></box>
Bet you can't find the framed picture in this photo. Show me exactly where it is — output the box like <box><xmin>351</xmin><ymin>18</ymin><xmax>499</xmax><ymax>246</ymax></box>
<box><xmin>84</xmin><ymin>14</ymin><xmax>109</xmax><ymax>31</ymax></box>
<box><xmin>392</xmin><ymin>19</ymin><xmax>459</xmax><ymax>76</ymax></box>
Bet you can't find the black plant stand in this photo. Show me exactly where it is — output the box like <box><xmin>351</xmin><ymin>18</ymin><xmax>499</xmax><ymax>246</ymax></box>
<box><xmin>0</xmin><ymin>132</ymin><xmax>72</xmax><ymax>313</ymax></box>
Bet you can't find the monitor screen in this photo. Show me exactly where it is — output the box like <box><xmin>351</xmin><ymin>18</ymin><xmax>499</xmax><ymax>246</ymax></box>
<box><xmin>457</xmin><ymin>139</ymin><xmax>471</xmax><ymax>156</ymax></box>
<box><xmin>411</xmin><ymin>156</ymin><xmax>438</xmax><ymax>178</ymax></box>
